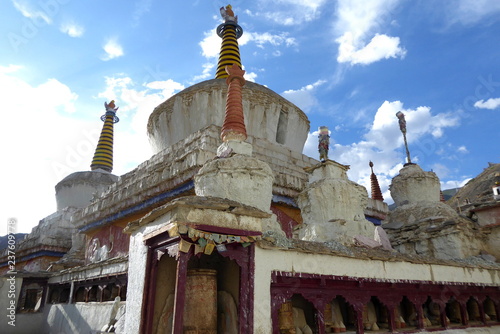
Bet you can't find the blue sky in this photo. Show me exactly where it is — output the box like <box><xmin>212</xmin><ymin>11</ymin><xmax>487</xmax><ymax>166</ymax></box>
<box><xmin>1</xmin><ymin>0</ymin><xmax>500</xmax><ymax>235</ymax></box>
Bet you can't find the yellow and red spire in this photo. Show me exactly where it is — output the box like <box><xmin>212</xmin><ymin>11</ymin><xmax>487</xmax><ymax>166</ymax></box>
<box><xmin>90</xmin><ymin>101</ymin><xmax>119</xmax><ymax>173</ymax></box>
<box><xmin>216</xmin><ymin>5</ymin><xmax>243</xmax><ymax>79</ymax></box>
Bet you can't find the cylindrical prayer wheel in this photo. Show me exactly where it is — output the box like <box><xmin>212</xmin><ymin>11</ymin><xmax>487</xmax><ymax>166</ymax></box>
<box><xmin>484</xmin><ymin>299</ymin><xmax>497</xmax><ymax>320</ymax></box>
<box><xmin>468</xmin><ymin>300</ymin><xmax>481</xmax><ymax>321</ymax></box>
<box><xmin>278</xmin><ymin>301</ymin><xmax>296</xmax><ymax>334</ymax></box>
<box><xmin>325</xmin><ymin>303</ymin><xmax>333</xmax><ymax>323</ymax></box>
<box><xmin>184</xmin><ymin>269</ymin><xmax>217</xmax><ymax>334</ymax></box>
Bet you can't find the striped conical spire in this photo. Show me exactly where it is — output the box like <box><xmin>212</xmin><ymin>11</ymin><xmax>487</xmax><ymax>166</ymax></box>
<box><xmin>216</xmin><ymin>5</ymin><xmax>243</xmax><ymax>79</ymax></box>
<box><xmin>90</xmin><ymin>101</ymin><xmax>119</xmax><ymax>173</ymax></box>
<box><xmin>369</xmin><ymin>161</ymin><xmax>384</xmax><ymax>201</ymax></box>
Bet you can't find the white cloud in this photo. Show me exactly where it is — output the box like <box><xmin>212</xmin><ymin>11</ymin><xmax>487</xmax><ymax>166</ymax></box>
<box><xmin>444</xmin><ymin>0</ymin><xmax>500</xmax><ymax>26</ymax></box>
<box><xmin>0</xmin><ymin>66</ymin><xmax>84</xmax><ymax>235</ymax></box>
<box><xmin>60</xmin><ymin>22</ymin><xmax>84</xmax><ymax>37</ymax></box>
<box><xmin>334</xmin><ymin>0</ymin><xmax>406</xmax><ymax>65</ymax></box>
<box><xmin>302</xmin><ymin>99</ymin><xmax>461</xmax><ymax>203</ymax></box>
<box><xmin>132</xmin><ymin>0</ymin><xmax>152</xmax><ymax>26</ymax></box>
<box><xmin>0</xmin><ymin>64</ymin><xmax>23</xmax><ymax>73</ymax></box>
<box><xmin>282</xmin><ymin>80</ymin><xmax>326</xmax><ymax>113</ymax></box>
<box><xmin>0</xmin><ymin>65</ymin><xmax>185</xmax><ymax>236</ymax></box>
<box><xmin>199</xmin><ymin>29</ymin><xmax>297</xmax><ymax>59</ymax></box>
<box><xmin>244</xmin><ymin>71</ymin><xmax>258</xmax><ymax>82</ymax></box>
<box><xmin>431</xmin><ymin>163</ymin><xmax>450</xmax><ymax>179</ymax></box>
<box><xmin>101</xmin><ymin>39</ymin><xmax>124</xmax><ymax>61</ymax></box>
<box><xmin>145</xmin><ymin>79</ymin><xmax>185</xmax><ymax>99</ymax></box>
<box><xmin>365</xmin><ymin>101</ymin><xmax>459</xmax><ymax>151</ymax></box>
<box><xmin>192</xmin><ymin>63</ymin><xmax>216</xmax><ymax>82</ymax></box>
<box><xmin>94</xmin><ymin>76</ymin><xmax>184</xmax><ymax>187</ymax></box>
<box><xmin>13</xmin><ymin>0</ymin><xmax>51</xmax><ymax>24</ymax></box>
<box><xmin>441</xmin><ymin>178</ymin><xmax>472</xmax><ymax>191</ymax></box>
<box><xmin>242</xmin><ymin>32</ymin><xmax>297</xmax><ymax>49</ymax></box>
<box><xmin>199</xmin><ymin>30</ymin><xmax>221</xmax><ymax>58</ymax></box>
<box><xmin>254</xmin><ymin>0</ymin><xmax>327</xmax><ymax>25</ymax></box>
<box><xmin>474</xmin><ymin>97</ymin><xmax>500</xmax><ymax>110</ymax></box>
<box><xmin>457</xmin><ymin>145</ymin><xmax>468</xmax><ymax>153</ymax></box>
<box><xmin>337</xmin><ymin>33</ymin><xmax>406</xmax><ymax>65</ymax></box>
<box><xmin>98</xmin><ymin>75</ymin><xmax>184</xmax><ymax>136</ymax></box>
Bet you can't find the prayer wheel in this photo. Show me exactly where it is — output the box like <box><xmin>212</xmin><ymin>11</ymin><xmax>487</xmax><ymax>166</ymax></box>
<box><xmin>278</xmin><ymin>300</ymin><xmax>296</xmax><ymax>334</ymax></box>
<box><xmin>484</xmin><ymin>299</ymin><xmax>497</xmax><ymax>320</ymax></box>
<box><xmin>447</xmin><ymin>301</ymin><xmax>461</xmax><ymax>323</ymax></box>
<box><xmin>184</xmin><ymin>269</ymin><xmax>217</xmax><ymax>333</ymax></box>
<box><xmin>468</xmin><ymin>299</ymin><xmax>481</xmax><ymax>321</ymax></box>
<box><xmin>325</xmin><ymin>303</ymin><xmax>334</xmax><ymax>332</ymax></box>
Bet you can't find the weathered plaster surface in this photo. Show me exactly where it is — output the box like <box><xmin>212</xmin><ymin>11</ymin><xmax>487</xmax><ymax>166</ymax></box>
<box><xmin>0</xmin><ymin>209</ymin><xmax>77</xmax><ymax>273</ymax></box>
<box><xmin>125</xmin><ymin>196</ymin><xmax>272</xmax><ymax>236</ymax></box>
<box><xmin>195</xmin><ymin>154</ymin><xmax>274</xmax><ymax>212</ymax></box>
<box><xmin>485</xmin><ymin>226</ymin><xmax>500</xmax><ymax>260</ymax></box>
<box><xmin>386</xmin><ymin>201</ymin><xmax>484</xmax><ymax>260</ymax></box>
<box><xmin>42</xmin><ymin>301</ymin><xmax>126</xmax><ymax>334</ymax></box>
<box><xmin>297</xmin><ymin>162</ymin><xmax>376</xmax><ymax>244</ymax></box>
<box><xmin>390</xmin><ymin>164</ymin><xmax>441</xmax><ymax>207</ymax></box>
<box><xmin>123</xmin><ymin>230</ymin><xmax>149</xmax><ymax>334</ymax></box>
<box><xmin>475</xmin><ymin>208</ymin><xmax>500</xmax><ymax>227</ymax></box>
<box><xmin>148</xmin><ymin>79</ymin><xmax>310</xmax><ymax>154</ymax></box>
<box><xmin>55</xmin><ymin>171</ymin><xmax>119</xmax><ymax>211</ymax></box>
<box><xmin>70</xmin><ymin>125</ymin><xmax>318</xmax><ymax>231</ymax></box>
<box><xmin>386</xmin><ymin>163</ymin><xmax>486</xmax><ymax>260</ymax></box>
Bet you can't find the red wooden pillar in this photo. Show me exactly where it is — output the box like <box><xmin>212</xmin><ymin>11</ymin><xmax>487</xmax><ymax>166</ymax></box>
<box><xmin>478</xmin><ymin>299</ymin><xmax>487</xmax><ymax>325</ymax></box>
<box><xmin>386</xmin><ymin>305</ymin><xmax>397</xmax><ymax>332</ymax></box>
<box><xmin>437</xmin><ymin>301</ymin><xmax>448</xmax><ymax>329</ymax></box>
<box><xmin>458</xmin><ymin>301</ymin><xmax>468</xmax><ymax>326</ymax></box>
<box><xmin>352</xmin><ymin>303</ymin><xmax>365</xmax><ymax>334</ymax></box>
<box><xmin>495</xmin><ymin>300</ymin><xmax>500</xmax><ymax>323</ymax></box>
<box><xmin>236</xmin><ymin>246</ymin><xmax>253</xmax><ymax>333</ymax></box>
<box><xmin>407</xmin><ymin>295</ymin><xmax>427</xmax><ymax>330</ymax></box>
<box><xmin>415</xmin><ymin>303</ymin><xmax>425</xmax><ymax>329</ymax></box>
<box><xmin>172</xmin><ymin>250</ymin><xmax>190</xmax><ymax>333</ymax></box>
<box><xmin>377</xmin><ymin>294</ymin><xmax>397</xmax><ymax>332</ymax></box>
<box><xmin>312</xmin><ymin>297</ymin><xmax>326</xmax><ymax>334</ymax></box>
<box><xmin>302</xmin><ymin>293</ymin><xmax>326</xmax><ymax>334</ymax></box>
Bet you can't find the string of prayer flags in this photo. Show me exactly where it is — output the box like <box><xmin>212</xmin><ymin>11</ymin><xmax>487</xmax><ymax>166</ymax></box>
<box><xmin>179</xmin><ymin>239</ymin><xmax>192</xmax><ymax>253</ymax></box>
<box><xmin>194</xmin><ymin>244</ymin><xmax>204</xmax><ymax>255</ymax></box>
<box><xmin>216</xmin><ymin>244</ymin><xmax>227</xmax><ymax>252</ymax></box>
<box><xmin>167</xmin><ymin>224</ymin><xmax>179</xmax><ymax>237</ymax></box>
<box><xmin>198</xmin><ymin>237</ymin><xmax>207</xmax><ymax>248</ymax></box>
<box><xmin>174</xmin><ymin>224</ymin><xmax>262</xmax><ymax>255</ymax></box>
<box><xmin>204</xmin><ymin>241</ymin><xmax>216</xmax><ymax>255</ymax></box>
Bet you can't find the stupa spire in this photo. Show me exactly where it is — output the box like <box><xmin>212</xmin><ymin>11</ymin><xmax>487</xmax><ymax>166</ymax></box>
<box><xmin>369</xmin><ymin>161</ymin><xmax>384</xmax><ymax>201</ymax></box>
<box><xmin>215</xmin><ymin>5</ymin><xmax>243</xmax><ymax>79</ymax></box>
<box><xmin>90</xmin><ymin>100</ymin><xmax>119</xmax><ymax>173</ymax></box>
<box><xmin>221</xmin><ymin>64</ymin><xmax>247</xmax><ymax>142</ymax></box>
<box><xmin>396</xmin><ymin>111</ymin><xmax>413</xmax><ymax>165</ymax></box>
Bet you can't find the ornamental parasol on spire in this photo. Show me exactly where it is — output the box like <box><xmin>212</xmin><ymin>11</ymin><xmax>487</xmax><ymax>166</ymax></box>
<box><xmin>396</xmin><ymin>111</ymin><xmax>412</xmax><ymax>165</ymax></box>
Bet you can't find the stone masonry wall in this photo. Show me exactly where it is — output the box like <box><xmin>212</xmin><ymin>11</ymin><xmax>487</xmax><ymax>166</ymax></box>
<box><xmin>71</xmin><ymin>125</ymin><xmax>318</xmax><ymax>230</ymax></box>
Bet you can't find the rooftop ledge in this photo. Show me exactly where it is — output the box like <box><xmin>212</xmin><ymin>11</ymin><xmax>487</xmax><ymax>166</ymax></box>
<box><xmin>123</xmin><ymin>196</ymin><xmax>271</xmax><ymax>234</ymax></box>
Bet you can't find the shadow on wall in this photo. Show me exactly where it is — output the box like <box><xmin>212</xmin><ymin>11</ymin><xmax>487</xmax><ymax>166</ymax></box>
<box><xmin>39</xmin><ymin>302</ymin><xmax>125</xmax><ymax>334</ymax></box>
